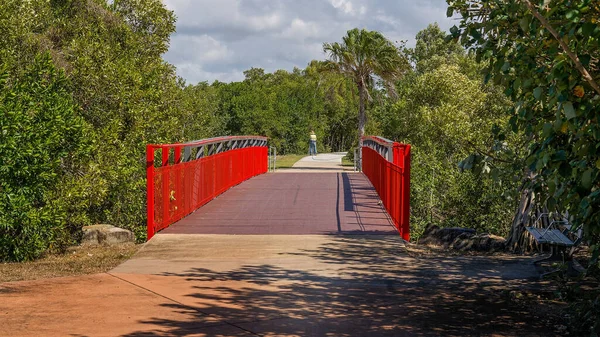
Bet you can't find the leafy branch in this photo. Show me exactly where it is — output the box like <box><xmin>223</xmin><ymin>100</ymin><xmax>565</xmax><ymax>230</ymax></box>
<box><xmin>522</xmin><ymin>0</ymin><xmax>600</xmax><ymax>95</ymax></box>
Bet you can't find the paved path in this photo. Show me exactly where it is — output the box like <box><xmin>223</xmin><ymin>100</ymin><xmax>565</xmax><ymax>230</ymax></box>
<box><xmin>1</xmin><ymin>235</ymin><xmax>552</xmax><ymax>336</ymax></box>
<box><xmin>281</xmin><ymin>152</ymin><xmax>353</xmax><ymax>172</ymax></box>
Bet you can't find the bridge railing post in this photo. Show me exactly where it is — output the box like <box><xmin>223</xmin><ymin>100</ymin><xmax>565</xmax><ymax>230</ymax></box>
<box><xmin>401</xmin><ymin>144</ymin><xmax>411</xmax><ymax>241</ymax></box>
<box><xmin>268</xmin><ymin>146</ymin><xmax>277</xmax><ymax>172</ymax></box>
<box><xmin>392</xmin><ymin>143</ymin><xmax>411</xmax><ymax>241</ymax></box>
<box><xmin>146</xmin><ymin>145</ymin><xmax>155</xmax><ymax>240</ymax></box>
<box><xmin>161</xmin><ymin>146</ymin><xmax>170</xmax><ymax>236</ymax></box>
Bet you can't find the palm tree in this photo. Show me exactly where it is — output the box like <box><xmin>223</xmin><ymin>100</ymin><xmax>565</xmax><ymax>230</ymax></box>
<box><xmin>323</xmin><ymin>28</ymin><xmax>408</xmax><ymax>148</ymax></box>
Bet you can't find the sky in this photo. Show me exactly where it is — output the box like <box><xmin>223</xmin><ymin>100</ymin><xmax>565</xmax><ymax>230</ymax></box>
<box><xmin>162</xmin><ymin>0</ymin><xmax>455</xmax><ymax>84</ymax></box>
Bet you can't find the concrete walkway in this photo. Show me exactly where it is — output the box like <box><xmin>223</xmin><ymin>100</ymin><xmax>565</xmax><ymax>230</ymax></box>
<box><xmin>0</xmin><ymin>235</ymin><xmax>552</xmax><ymax>336</ymax></box>
<box><xmin>280</xmin><ymin>152</ymin><xmax>353</xmax><ymax>172</ymax></box>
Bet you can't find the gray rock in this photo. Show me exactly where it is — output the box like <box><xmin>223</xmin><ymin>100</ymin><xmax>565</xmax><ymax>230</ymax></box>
<box><xmin>419</xmin><ymin>224</ymin><xmax>506</xmax><ymax>252</ymax></box>
<box><xmin>82</xmin><ymin>224</ymin><xmax>135</xmax><ymax>246</ymax></box>
<box><xmin>419</xmin><ymin>224</ymin><xmax>476</xmax><ymax>246</ymax></box>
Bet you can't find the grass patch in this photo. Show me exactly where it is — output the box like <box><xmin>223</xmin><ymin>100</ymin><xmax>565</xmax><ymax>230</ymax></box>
<box><xmin>0</xmin><ymin>244</ymin><xmax>139</xmax><ymax>282</ymax></box>
<box><xmin>273</xmin><ymin>154</ymin><xmax>305</xmax><ymax>169</ymax></box>
<box><xmin>341</xmin><ymin>156</ymin><xmax>354</xmax><ymax>167</ymax></box>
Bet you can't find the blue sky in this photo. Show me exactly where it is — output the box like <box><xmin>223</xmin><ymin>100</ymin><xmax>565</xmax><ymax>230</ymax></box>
<box><xmin>162</xmin><ymin>0</ymin><xmax>455</xmax><ymax>83</ymax></box>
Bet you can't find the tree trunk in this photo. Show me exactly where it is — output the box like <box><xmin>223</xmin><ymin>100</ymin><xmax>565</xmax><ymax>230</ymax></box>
<box><xmin>505</xmin><ymin>188</ymin><xmax>557</xmax><ymax>253</ymax></box>
<box><xmin>357</xmin><ymin>81</ymin><xmax>366</xmax><ymax>170</ymax></box>
<box><xmin>505</xmin><ymin>188</ymin><xmax>536</xmax><ymax>252</ymax></box>
<box><xmin>358</xmin><ymin>81</ymin><xmax>367</xmax><ymax>140</ymax></box>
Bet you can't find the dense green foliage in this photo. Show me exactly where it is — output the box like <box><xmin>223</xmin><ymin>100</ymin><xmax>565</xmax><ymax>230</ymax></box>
<box><xmin>214</xmin><ymin>65</ymin><xmax>359</xmax><ymax>154</ymax></box>
<box><xmin>0</xmin><ymin>0</ymin><xmax>210</xmax><ymax>260</ymax></box>
<box><xmin>372</xmin><ymin>24</ymin><xmax>519</xmax><ymax>238</ymax></box>
<box><xmin>0</xmin><ymin>55</ymin><xmax>88</xmax><ymax>261</ymax></box>
<box><xmin>447</xmin><ymin>1</ymin><xmax>600</xmax><ymax>333</ymax></box>
<box><xmin>447</xmin><ymin>0</ymin><xmax>600</xmax><ymax>256</ymax></box>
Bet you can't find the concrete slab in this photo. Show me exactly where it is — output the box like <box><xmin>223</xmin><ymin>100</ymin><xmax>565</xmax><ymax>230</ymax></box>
<box><xmin>111</xmin><ymin>234</ymin><xmax>408</xmax><ymax>275</ymax></box>
<box><xmin>110</xmin><ymin>234</ymin><xmax>548</xmax><ymax>336</ymax></box>
<box><xmin>1</xmin><ymin>234</ymin><xmax>552</xmax><ymax>336</ymax></box>
<box><xmin>293</xmin><ymin>152</ymin><xmax>345</xmax><ymax>164</ymax></box>
<box><xmin>283</xmin><ymin>152</ymin><xmax>352</xmax><ymax>172</ymax></box>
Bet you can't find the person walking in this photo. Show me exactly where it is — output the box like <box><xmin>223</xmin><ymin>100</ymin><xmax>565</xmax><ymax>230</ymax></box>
<box><xmin>309</xmin><ymin>130</ymin><xmax>317</xmax><ymax>156</ymax></box>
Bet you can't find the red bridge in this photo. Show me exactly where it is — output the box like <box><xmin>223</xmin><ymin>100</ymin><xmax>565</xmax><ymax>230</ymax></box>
<box><xmin>146</xmin><ymin>135</ymin><xmax>410</xmax><ymax>241</ymax></box>
<box><xmin>4</xmin><ymin>136</ymin><xmax>546</xmax><ymax>336</ymax></box>
<box><xmin>118</xmin><ymin>138</ymin><xmax>544</xmax><ymax>336</ymax></box>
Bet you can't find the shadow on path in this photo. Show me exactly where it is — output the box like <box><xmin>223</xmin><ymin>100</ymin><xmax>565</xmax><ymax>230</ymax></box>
<box><xmin>122</xmin><ymin>236</ymin><xmax>555</xmax><ymax>337</ymax></box>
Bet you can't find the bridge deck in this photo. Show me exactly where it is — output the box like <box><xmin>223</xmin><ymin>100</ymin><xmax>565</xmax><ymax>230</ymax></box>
<box><xmin>161</xmin><ymin>172</ymin><xmax>397</xmax><ymax>235</ymax></box>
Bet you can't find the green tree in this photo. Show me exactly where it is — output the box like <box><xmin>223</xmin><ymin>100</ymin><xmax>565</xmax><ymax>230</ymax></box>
<box><xmin>411</xmin><ymin>23</ymin><xmax>464</xmax><ymax>73</ymax></box>
<box><xmin>304</xmin><ymin>61</ymin><xmax>359</xmax><ymax>152</ymax></box>
<box><xmin>447</xmin><ymin>1</ymin><xmax>600</xmax><ymax>332</ymax></box>
<box><xmin>0</xmin><ymin>55</ymin><xmax>89</xmax><ymax>261</ymax></box>
<box><xmin>213</xmin><ymin>63</ymin><xmax>357</xmax><ymax>154</ymax></box>
<box><xmin>179</xmin><ymin>81</ymin><xmax>226</xmax><ymax>139</ymax></box>
<box><xmin>373</xmin><ymin>24</ymin><xmax>516</xmax><ymax>237</ymax></box>
<box><xmin>0</xmin><ymin>0</ymin><xmax>209</xmax><ymax>255</ymax></box>
<box><xmin>323</xmin><ymin>28</ymin><xmax>409</xmax><ymax>147</ymax></box>
<box><xmin>48</xmin><ymin>0</ymin><xmax>181</xmax><ymax>240</ymax></box>
<box><xmin>447</xmin><ymin>0</ymin><xmax>600</xmax><ymax>249</ymax></box>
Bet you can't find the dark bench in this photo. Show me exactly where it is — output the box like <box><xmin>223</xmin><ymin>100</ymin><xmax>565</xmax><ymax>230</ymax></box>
<box><xmin>525</xmin><ymin>227</ymin><xmax>574</xmax><ymax>247</ymax></box>
<box><xmin>526</xmin><ymin>214</ymin><xmax>583</xmax><ymax>278</ymax></box>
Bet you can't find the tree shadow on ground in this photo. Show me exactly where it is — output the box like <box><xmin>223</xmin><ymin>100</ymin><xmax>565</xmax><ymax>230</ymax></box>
<box><xmin>122</xmin><ymin>235</ymin><xmax>558</xmax><ymax>337</ymax></box>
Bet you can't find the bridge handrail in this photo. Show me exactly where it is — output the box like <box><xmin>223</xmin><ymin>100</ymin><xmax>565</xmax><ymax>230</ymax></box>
<box><xmin>146</xmin><ymin>135</ymin><xmax>268</xmax><ymax>239</ymax></box>
<box><xmin>147</xmin><ymin>135</ymin><xmax>268</xmax><ymax>150</ymax></box>
<box><xmin>361</xmin><ymin>136</ymin><xmax>411</xmax><ymax>241</ymax></box>
<box><xmin>362</xmin><ymin>136</ymin><xmax>410</xmax><ymax>167</ymax></box>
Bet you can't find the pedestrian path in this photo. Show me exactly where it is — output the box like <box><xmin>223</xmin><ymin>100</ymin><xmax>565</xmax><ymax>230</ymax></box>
<box><xmin>280</xmin><ymin>152</ymin><xmax>353</xmax><ymax>172</ymax></box>
<box><xmin>0</xmin><ymin>234</ymin><xmax>548</xmax><ymax>336</ymax></box>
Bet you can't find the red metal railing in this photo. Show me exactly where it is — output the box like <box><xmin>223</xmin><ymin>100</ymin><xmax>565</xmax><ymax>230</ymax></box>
<box><xmin>361</xmin><ymin>136</ymin><xmax>411</xmax><ymax>241</ymax></box>
<box><xmin>146</xmin><ymin>136</ymin><xmax>268</xmax><ymax>239</ymax></box>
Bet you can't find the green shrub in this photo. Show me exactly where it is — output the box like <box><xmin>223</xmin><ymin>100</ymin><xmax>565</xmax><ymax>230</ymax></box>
<box><xmin>0</xmin><ymin>55</ymin><xmax>89</xmax><ymax>261</ymax></box>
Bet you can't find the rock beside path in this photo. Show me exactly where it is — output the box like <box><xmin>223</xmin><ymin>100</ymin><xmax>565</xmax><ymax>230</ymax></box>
<box><xmin>451</xmin><ymin>233</ymin><xmax>506</xmax><ymax>252</ymax></box>
<box><xmin>419</xmin><ymin>225</ymin><xmax>476</xmax><ymax>245</ymax></box>
<box><xmin>419</xmin><ymin>224</ymin><xmax>505</xmax><ymax>252</ymax></box>
<box><xmin>82</xmin><ymin>224</ymin><xmax>135</xmax><ymax>245</ymax></box>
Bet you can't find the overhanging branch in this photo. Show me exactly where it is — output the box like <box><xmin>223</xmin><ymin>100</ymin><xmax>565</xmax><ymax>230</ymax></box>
<box><xmin>522</xmin><ymin>0</ymin><xmax>600</xmax><ymax>96</ymax></box>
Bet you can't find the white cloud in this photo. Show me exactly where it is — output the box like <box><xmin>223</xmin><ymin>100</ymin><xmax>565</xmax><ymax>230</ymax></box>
<box><xmin>329</xmin><ymin>0</ymin><xmax>355</xmax><ymax>15</ymax></box>
<box><xmin>175</xmin><ymin>63</ymin><xmax>246</xmax><ymax>84</ymax></box>
<box><xmin>279</xmin><ymin>19</ymin><xmax>320</xmax><ymax>40</ymax></box>
<box><xmin>167</xmin><ymin>34</ymin><xmax>233</xmax><ymax>64</ymax></box>
<box><xmin>162</xmin><ymin>0</ymin><xmax>455</xmax><ymax>84</ymax></box>
<box><xmin>246</xmin><ymin>12</ymin><xmax>283</xmax><ymax>31</ymax></box>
